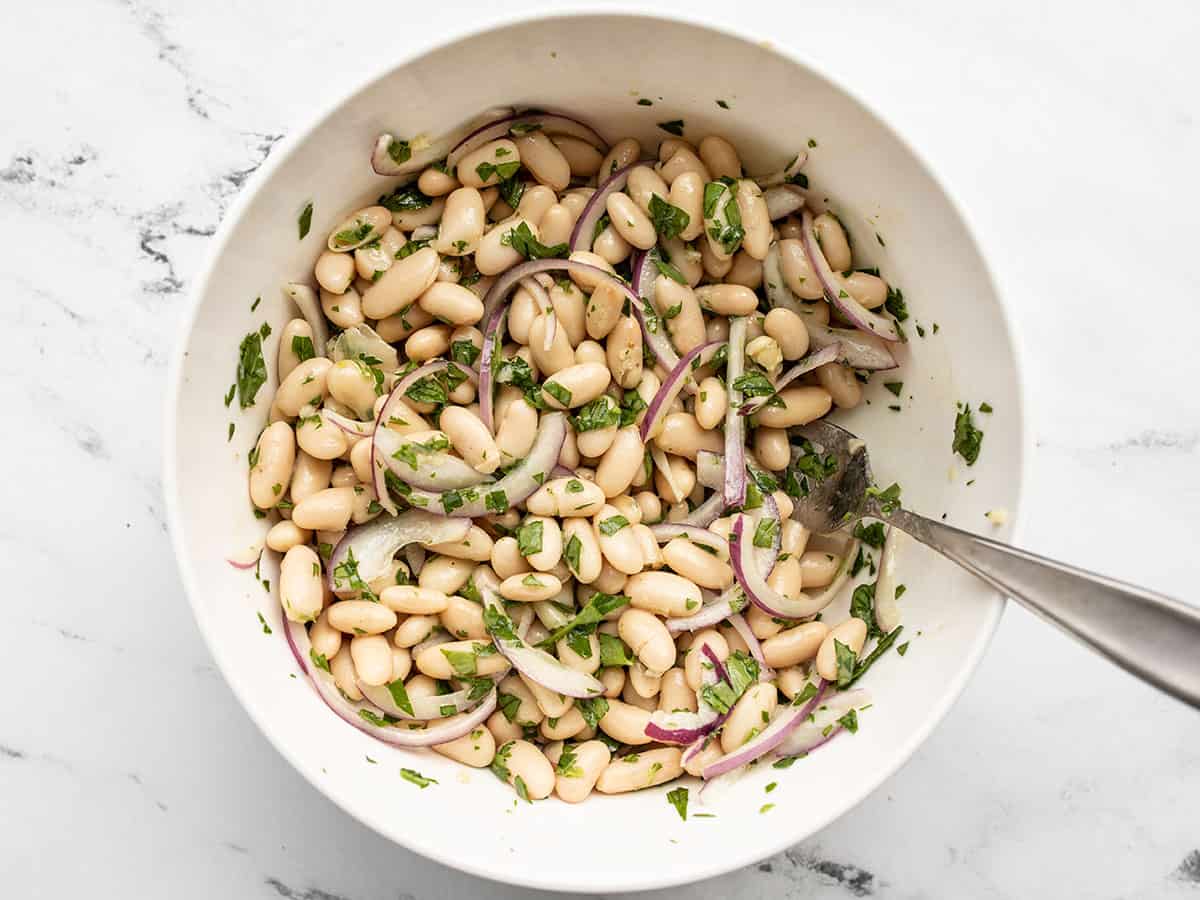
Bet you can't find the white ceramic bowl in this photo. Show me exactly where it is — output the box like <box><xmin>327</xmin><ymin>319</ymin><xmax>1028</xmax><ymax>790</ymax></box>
<box><xmin>165</xmin><ymin>12</ymin><xmax>1026</xmax><ymax>893</ymax></box>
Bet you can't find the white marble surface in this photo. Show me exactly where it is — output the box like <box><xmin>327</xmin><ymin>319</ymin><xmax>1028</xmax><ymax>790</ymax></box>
<box><xmin>3</xmin><ymin>0</ymin><xmax>1199</xmax><ymax>896</ymax></box>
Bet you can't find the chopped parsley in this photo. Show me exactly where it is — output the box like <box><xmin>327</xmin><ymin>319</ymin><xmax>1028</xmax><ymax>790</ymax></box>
<box><xmin>884</xmin><ymin>286</ymin><xmax>908</xmax><ymax>322</ymax></box>
<box><xmin>598</xmin><ymin>515</ymin><xmax>630</xmax><ymax>536</ymax></box>
<box><xmin>563</xmin><ymin>534</ymin><xmax>583</xmax><ymax>575</ymax></box>
<box><xmin>637</xmin><ymin>98</ymin><xmax>653</xmax><ymax>107</ymax></box>
<box><xmin>474</xmin><ymin>159</ymin><xmax>521</xmax><ymax>184</ymax></box>
<box><xmin>387</xmin><ymin>138</ymin><xmax>412</xmax><ymax>165</ymax></box>
<box><xmin>834</xmin><ymin>639</ymin><xmax>858</xmax><ymax>688</ymax></box>
<box><xmin>699</xmin><ymin>651</ymin><xmax>759</xmax><ymax>714</ymax></box>
<box><xmin>657</xmin><ymin>119</ymin><xmax>685</xmax><ymax>136</ymax></box>
<box><xmin>537</xmin><ymin>592</ymin><xmax>629</xmax><ymax>649</ymax></box>
<box><xmin>980</xmin><ymin>402</ymin><xmax>994</xmax><ymax>414</ymax></box>
<box><xmin>953</xmin><ymin>403</ymin><xmax>984</xmax><ymax>466</ymax></box>
<box><xmin>866</xmin><ymin>482</ymin><xmax>902</xmax><ymax>516</ymax></box>
<box><xmin>598</xmin><ymin>632</ymin><xmax>636</xmax><ymax>667</ymax></box>
<box><xmin>837</xmin><ymin>709</ymin><xmax>859</xmax><ymax>734</ymax></box>
<box><xmin>498</xmin><ymin>175</ymin><xmax>525</xmax><ymax>209</ymax></box>
<box><xmin>515</xmin><ymin>519</ymin><xmax>544</xmax><ymax>556</ymax></box>
<box><xmin>400</xmin><ymin>768</ymin><xmax>437</xmax><ymax>789</ymax></box>
<box><xmin>648</xmin><ymin>193</ymin><xmax>690</xmax><ymax>240</ymax></box>
<box><xmin>577</xmin><ymin>697</ymin><xmax>609</xmax><ymax>729</ymax></box>
<box><xmin>297</xmin><ymin>202</ymin><xmax>313</xmax><ymax>239</ymax></box>
<box><xmin>853</xmin><ymin>521</ymin><xmax>886</xmax><ymax>548</ymax></box>
<box><xmin>256</xmin><ymin>612</ymin><xmax>271</xmax><ymax>635</ymax></box>
<box><xmin>450</xmin><ymin>339</ymin><xmax>480</xmax><ymax>367</ymax></box>
<box><xmin>502</xmin><ymin>221</ymin><xmax>569</xmax><ymax>260</ymax></box>
<box><xmin>542</xmin><ymin>380</ymin><xmax>572</xmax><ymax>408</ymax></box>
<box><xmin>849</xmin><ymin>583</ymin><xmax>881</xmax><ymax>639</ymax></box>
<box><xmin>378</xmin><ymin>183</ymin><xmax>432</xmax><ymax>213</ymax></box>
<box><xmin>235</xmin><ymin>326</ymin><xmax>269</xmax><ymax>409</ymax></box>
<box><xmin>884</xmin><ymin>381</ymin><xmax>903</xmax><ymax>398</ymax></box>
<box><xmin>753</xmin><ymin>518</ymin><xmax>778</xmax><ymax>549</ymax></box>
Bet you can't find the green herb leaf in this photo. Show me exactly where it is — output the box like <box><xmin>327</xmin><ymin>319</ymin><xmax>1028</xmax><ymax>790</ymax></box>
<box><xmin>571</xmin><ymin>396</ymin><xmax>620</xmax><ymax>433</ymax></box>
<box><xmin>657</xmin><ymin>119</ymin><xmax>685</xmax><ymax>136</ymax></box>
<box><xmin>537</xmin><ymin>592</ymin><xmax>630</xmax><ymax>649</ymax></box>
<box><xmin>563</xmin><ymin>534</ymin><xmax>583</xmax><ymax>575</ymax></box>
<box><xmin>490</xmin><ymin>741</ymin><xmax>514</xmax><ymax>781</ymax></box>
<box><xmin>953</xmin><ymin>403</ymin><xmax>984</xmax><ymax>466</ymax></box>
<box><xmin>865</xmin><ymin>482</ymin><xmax>902</xmax><ymax>516</ymax></box>
<box><xmin>648</xmin><ymin>193</ymin><xmax>690</xmax><ymax>240</ymax></box>
<box><xmin>501</xmin><ymin>220</ymin><xmax>568</xmax><ymax>260</ymax></box>
<box><xmin>298</xmin><ymin>202</ymin><xmax>313</xmax><ymax>240</ymax></box>
<box><xmin>753</xmin><ymin>518</ymin><xmax>778</xmax><ymax>549</ymax></box>
<box><xmin>543</xmin><ymin>380</ymin><xmax>572</xmax><ymax>407</ymax></box>
<box><xmin>849</xmin><ymin>583</ymin><xmax>881</xmax><ymax>639</ymax></box>
<box><xmin>884</xmin><ymin>286</ymin><xmax>908</xmax><ymax>321</ymax></box>
<box><xmin>378</xmin><ymin>183</ymin><xmax>432</xmax><ymax>213</ymax></box>
<box><xmin>576</xmin><ymin>697</ymin><xmax>609</xmax><ymax>729</ymax></box>
<box><xmin>291</xmin><ymin>334</ymin><xmax>316</xmax><ymax>363</ymax></box>
<box><xmin>385</xmin><ymin>679</ymin><xmax>415</xmax><ymax>716</ymax></box>
<box><xmin>699</xmin><ymin>650</ymin><xmax>760</xmax><ymax>714</ymax></box>
<box><xmin>598</xmin><ymin>632</ymin><xmax>636</xmax><ymax>667</ymax></box>
<box><xmin>599</xmin><ymin>515</ymin><xmax>630</xmax><ymax>536</ymax></box>
<box><xmin>667</xmin><ymin>786</ymin><xmax>689</xmax><ymax>820</ymax></box>
<box><xmin>387</xmin><ymin>138</ymin><xmax>412</xmax><ymax>165</ymax></box>
<box><xmin>450</xmin><ymin>339</ymin><xmax>481</xmax><ymax>368</ymax></box>
<box><xmin>837</xmin><ymin>709</ymin><xmax>859</xmax><ymax>734</ymax></box>
<box><xmin>400</xmin><ymin>768</ymin><xmax>437</xmax><ymax>788</ymax></box>
<box><xmin>235</xmin><ymin>329</ymin><xmax>268</xmax><ymax>409</ymax></box>
<box><xmin>834</xmin><ymin>639</ymin><xmax>858</xmax><ymax>688</ymax></box>
<box><xmin>515</xmin><ymin>519</ymin><xmax>544</xmax><ymax>556</ymax></box>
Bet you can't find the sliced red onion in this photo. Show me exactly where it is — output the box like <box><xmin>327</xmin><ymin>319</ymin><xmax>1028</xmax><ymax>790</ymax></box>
<box><xmin>569</xmin><ymin>162</ymin><xmax>635</xmax><ymax>252</ymax></box>
<box><xmin>639</xmin><ymin>340</ymin><xmax>723</xmax><ymax>442</ymax></box>
<box><xmin>702</xmin><ymin>678</ymin><xmax>827</xmax><ymax>779</ymax></box>
<box><xmin>682</xmin><ymin>491</ymin><xmax>725</xmax><ymax>528</ymax></box>
<box><xmin>478</xmin><ymin>574</ymin><xmax>604</xmax><ymax>698</ymax></box>
<box><xmin>411</xmin><ymin>628</ymin><xmax>454</xmax><ymax>659</ymax></box>
<box><xmin>762</xmin><ymin>242</ymin><xmax>806</xmax><ymax>316</ymax></box>
<box><xmin>775</xmin><ymin>688</ymin><xmax>870</xmax><ymax>759</ymax></box>
<box><xmin>873</xmin><ymin>527</ymin><xmax>902</xmax><ymax>634</ymax></box>
<box><xmin>739</xmin><ymin>344</ymin><xmax>842</xmax><ymax>416</ymax></box>
<box><xmin>728</xmin><ymin>613</ymin><xmax>774</xmax><ymax>682</ymax></box>
<box><xmin>648</xmin><ymin>523</ymin><xmax>725</xmax><ymax>553</ymax></box>
<box><xmin>729</xmin><ymin>515</ymin><xmax>840</xmax><ymax>620</ymax></box>
<box><xmin>550</xmin><ymin>464</ymin><xmax>575</xmax><ymax>478</ymax></box>
<box><xmin>286</xmin><ymin>621</ymin><xmax>496</xmax><ymax>747</ymax></box>
<box><xmin>447</xmin><ymin>111</ymin><xmax>607</xmax><ymax>172</ymax></box>
<box><xmin>328</xmin><ymin>322</ymin><xmax>400</xmax><ymax>375</ymax></box>
<box><xmin>226</xmin><ymin>545</ymin><xmax>262</xmax><ymax>570</ymax></box>
<box><xmin>701</xmin><ymin>643</ymin><xmax>730</xmax><ymax>683</ymax></box>
<box><xmin>371</xmin><ymin>106</ymin><xmax>514</xmax><ymax>176</ymax></box>
<box><xmin>477</xmin><ymin>305</ymin><xmax>506</xmax><ymax>433</ymax></box>
<box><xmin>695</xmin><ymin>450</ymin><xmax>723</xmax><ymax>491</ymax></box>
<box><xmin>321</xmin><ymin>408</ymin><xmax>374</xmax><ymax>438</ymax></box>
<box><xmin>800</xmin><ymin>208</ymin><xmax>900</xmax><ymax>342</ymax></box>
<box><xmin>359</xmin><ymin>677</ymin><xmax>496</xmax><ymax>720</ymax></box>
<box><xmin>750</xmin><ymin>151</ymin><xmax>808</xmax><ymax>188</ymax></box>
<box><xmin>645</xmin><ymin>649</ymin><xmax>728</xmax><ymax>744</ymax></box>
<box><xmin>805</xmin><ymin>321</ymin><xmax>897</xmax><ymax>370</ymax></box>
<box><xmin>723</xmin><ymin>317</ymin><xmax>748</xmax><ymax>509</ymax></box>
<box><xmin>752</xmin><ymin>491</ymin><xmax>782</xmax><ymax>579</ymax></box>
<box><xmin>392</xmin><ymin>413</ymin><xmax>567</xmax><ymax>517</ymax></box>
<box><xmin>326</xmin><ymin>510</ymin><xmax>471</xmax><ymax>593</ymax></box>
<box><xmin>282</xmin><ymin>282</ymin><xmax>328</xmax><ymax>358</ymax></box>
<box><xmin>630</xmin><ymin>248</ymin><xmax>656</xmax><ymax>300</ymax></box>
<box><xmin>681</xmin><ymin>735</ymin><xmax>712</xmax><ymax>767</ymax></box>
<box><xmin>666</xmin><ymin>592</ymin><xmax>733</xmax><ymax>634</ymax></box>
<box><xmin>374</xmin><ymin>427</ymin><xmax>492</xmax><ymax>492</ymax></box>
<box><xmin>763</xmin><ymin>184</ymin><xmax>806</xmax><ymax>221</ymax></box>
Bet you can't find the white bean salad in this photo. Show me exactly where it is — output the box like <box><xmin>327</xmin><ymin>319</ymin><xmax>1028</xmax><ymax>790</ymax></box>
<box><xmin>241</xmin><ymin>107</ymin><xmax>913</xmax><ymax>806</ymax></box>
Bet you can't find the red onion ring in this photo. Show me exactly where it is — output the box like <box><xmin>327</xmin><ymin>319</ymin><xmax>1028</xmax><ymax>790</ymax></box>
<box><xmin>701</xmin><ymin>678</ymin><xmax>827</xmax><ymax>779</ymax></box>
<box><xmin>723</xmin><ymin>317</ymin><xmax>748</xmax><ymax>509</ymax></box>
<box><xmin>775</xmin><ymin>688</ymin><xmax>870</xmax><ymax>759</ymax></box>
<box><xmin>326</xmin><ymin>510</ymin><xmax>471</xmax><ymax>594</ymax></box>
<box><xmin>477</xmin><ymin>305</ymin><xmax>506</xmax><ymax>433</ymax></box>
<box><xmin>447</xmin><ymin>111</ymin><xmax>607</xmax><ymax>172</ymax></box>
<box><xmin>282</xmin><ymin>282</ymin><xmax>328</xmax><ymax>358</ymax></box>
<box><xmin>639</xmin><ymin>340</ymin><xmax>724</xmax><ymax>441</ymax></box>
<box><xmin>799</xmin><ymin>208</ymin><xmax>901</xmax><ymax>342</ymax></box>
<box><xmin>728</xmin><ymin>613</ymin><xmax>774</xmax><ymax>683</ymax></box>
<box><xmin>286</xmin><ymin>621</ymin><xmax>496</xmax><ymax>747</ymax></box>
<box><xmin>569</xmin><ymin>162</ymin><xmax>635</xmax><ymax>253</ymax></box>
<box><xmin>370</xmin><ymin>106</ymin><xmax>515</xmax><ymax>176</ymax></box>
<box><xmin>729</xmin><ymin>514</ymin><xmax>837</xmax><ymax>620</ymax></box>
<box><xmin>805</xmin><ymin>321</ymin><xmax>897</xmax><ymax>371</ymax></box>
<box><xmin>763</xmin><ymin>184</ymin><xmax>806</xmax><ymax>221</ymax></box>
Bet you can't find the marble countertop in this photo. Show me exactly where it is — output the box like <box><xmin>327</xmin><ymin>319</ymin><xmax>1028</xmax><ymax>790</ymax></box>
<box><xmin>4</xmin><ymin>0</ymin><xmax>1199</xmax><ymax>896</ymax></box>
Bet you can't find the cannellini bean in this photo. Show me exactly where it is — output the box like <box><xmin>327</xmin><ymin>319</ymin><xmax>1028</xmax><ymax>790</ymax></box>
<box><xmin>416</xmin><ymin>639</ymin><xmax>508</xmax><ymax>679</ymax></box>
<box><xmin>726</xmin><ymin>249</ymin><xmax>763</xmax><ymax>289</ymax></box>
<box><xmin>774</xmin><ymin>666</ymin><xmax>814</xmax><ymax>702</ymax></box>
<box><xmin>527</xmin><ymin>476</ymin><xmax>607</xmax><ymax>518</ymax></box>
<box><xmin>522</xmin><ymin>515</ymin><xmax>563</xmax><ymax>572</ymax></box>
<box><xmin>498</xmin><ymin>674</ymin><xmax>544</xmax><ymax>726</ymax></box>
<box><xmin>551</xmin><ymin>135</ymin><xmax>604</xmax><ymax>177</ymax></box>
<box><xmin>764</xmin><ymin>307</ymin><xmax>810</xmax><ymax>359</ymax></box>
<box><xmin>762</xmin><ymin>620</ymin><xmax>829</xmax><ymax>668</ymax></box>
<box><xmin>766</xmin><ymin>554</ymin><xmax>804</xmax><ymax>602</ymax></box>
<box><xmin>754</xmin><ymin>426</ymin><xmax>791</xmax><ymax>471</ymax></box>
<box><xmin>375</xmin><ymin>303</ymin><xmax>435</xmax><ymax>343</ymax></box>
<box><xmin>393</xmin><ymin>614</ymin><xmax>438</xmax><ymax>647</ymax></box>
<box><xmin>487</xmin><ymin>710</ymin><xmax>524</xmax><ymax>744</ymax></box>
<box><xmin>684</xmin><ymin>629</ymin><xmax>729</xmax><ymax>690</ymax></box>
<box><xmin>291</xmin><ymin>486</ymin><xmax>355</xmax><ymax>531</ymax></box>
<box><xmin>290</xmin><ymin>451</ymin><xmax>331</xmax><ymax>504</ymax></box>
<box><xmin>330</xmin><ymin>465</ymin><xmax>357</xmax><ymax>490</ymax></box>
<box><xmin>776</xmin><ymin>238</ymin><xmax>824</xmax><ymax>300</ymax></box>
<box><xmin>457</xmin><ymin>139</ymin><xmax>520</xmax><ymax>188</ymax></box>
<box><xmin>279</xmin><ymin>545</ymin><xmax>323</xmax><ymax>623</ymax></box>
<box><xmin>433</xmin><ymin>187</ymin><xmax>486</xmax><ymax>256</ymax></box>
<box><xmin>561</xmin><ymin>518</ymin><xmax>603</xmax><ymax>583</ymax></box>
<box><xmin>698</xmin><ymin>135</ymin><xmax>742</xmax><ymax>180</ymax></box>
<box><xmin>781</xmin><ymin>519</ymin><xmax>810</xmax><ymax>558</ymax></box>
<box><xmin>668</xmin><ymin>171</ymin><xmax>705</xmax><ymax>240</ymax></box>
<box><xmin>720</xmin><ymin>682</ymin><xmax>778</xmax><ymax>753</ymax></box>
<box><xmin>662</xmin><ymin>236</ymin><xmax>703</xmax><ymax>286</ymax></box>
<box><xmin>514</xmin><ymin>131</ymin><xmax>570</xmax><ymax>191</ymax></box>
<box><xmin>348</xmin><ymin>437</ymin><xmax>374</xmax><ymax>484</ymax></box>
<box><xmin>540</xmin><ymin>706</ymin><xmax>587</xmax><ymax>741</ymax></box>
<box><xmin>618</xmin><ymin>608</ymin><xmax>675</xmax><ymax>675</ymax></box>
<box><xmin>326</xmin><ymin>360</ymin><xmax>377</xmax><ymax>419</ymax></box>
<box><xmin>494</xmin><ymin>397</ymin><xmax>539</xmax><ymax>465</ymax></box>
<box><xmin>746</xmin><ymin>603</ymin><xmax>784</xmax><ymax>640</ymax></box>
<box><xmin>627</xmin><ymin>662</ymin><xmax>662</xmax><ymax>699</ymax></box>
<box><xmin>427</xmin><ymin>525</ymin><xmax>494</xmax><ymax>563</ymax></box>
<box><xmin>515</xmin><ymin>185</ymin><xmax>557</xmax><ymax>225</ymax></box>
<box><xmin>499</xmin><ymin>571</ymin><xmax>563</xmax><ymax>602</ymax></box>
<box><xmin>491</xmin><ymin>536</ymin><xmax>531</xmax><ymax>580</ymax></box>
<box><xmin>309</xmin><ymin>608</ymin><xmax>341</xmax><ymax>659</ymax></box>
<box><xmin>419</xmin><ymin>556</ymin><xmax>476</xmax><ymax>595</ymax></box>
<box><xmin>434</xmin><ymin>720</ymin><xmax>496</xmax><ymax>768</ymax></box>
<box><xmin>626</xmin><ymin>165</ymin><xmax>669</xmax><ymax>215</ymax></box>
<box><xmin>753</xmin><ymin>386</ymin><xmax>833</xmax><ymax>428</ymax></box>
<box><xmin>652</xmin><ymin>455</ymin><xmax>694</xmax><ymax>506</ymax></box>
<box><xmin>625</xmin><ymin>571</ymin><xmax>702</xmax><ymax>618</ymax></box>
<box><xmin>266</xmin><ymin>519</ymin><xmax>310</xmax><ymax>553</ymax></box>
<box><xmin>539</xmin><ymin>203</ymin><xmax>574</xmax><ymax>247</ymax></box>
<box><xmin>355</xmin><ymin>227</ymin><xmax>405</xmax><ymax>281</ymax></box>
<box><xmin>330</xmin><ymin>647</ymin><xmax>362</xmax><ymax>700</ymax></box>
<box><xmin>362</xmin><ymin>246</ymin><xmax>440</xmax><ymax>319</ymax></box>
<box><xmin>597</xmin><ymin>698</ymin><xmax>653</xmax><ymax>746</ymax></box>
<box><xmin>275</xmin><ymin>358</ymin><xmax>331</xmax><ymax>417</ymax></box>
<box><xmin>598</xmin><ymin>137</ymin><xmax>640</xmax><ymax>180</ymax></box>
<box><xmin>800</xmin><ymin>549</ymin><xmax>841</xmax><ymax>588</ymax></box>
<box><xmin>277</xmin><ymin>319</ymin><xmax>314</xmax><ymax>380</ymax></box>
<box><xmin>597</xmin><ymin>747</ymin><xmax>682</xmax><ymax>793</ymax></box>
<box><xmin>654</xmin><ymin>412</ymin><xmax>722</xmax><ymax>459</ymax></box>
<box><xmin>694</xmin><ymin>376</ymin><xmax>727</xmax><ymax>430</ymax></box>
<box><xmin>438</xmin><ymin>405</ymin><xmax>500</xmax><ymax>474</ymax></box>
<box><xmin>350</xmin><ymin>634</ymin><xmax>392</xmax><ymax>686</ymax></box>
<box><xmin>653</xmin><ymin>275</ymin><xmax>705</xmax><ymax>355</ymax></box>
<box><xmin>440</xmin><ymin>593</ymin><xmax>488</xmax><ymax>640</ymax></box>
<box><xmin>695</xmin><ymin>283</ymin><xmax>758</xmax><ymax>316</ymax></box>
<box><xmin>405</xmin><ymin>323</ymin><xmax>453</xmax><ymax>362</ymax></box>
<box><xmin>735</xmin><ymin>179</ymin><xmax>771</xmax><ymax>260</ymax></box>
<box><xmin>814</xmin><ymin>212</ymin><xmax>852</xmax><ymax>271</ymax></box>
<box><xmin>605</xmin><ymin>315</ymin><xmax>643</xmax><ymax>389</ymax></box>
<box><xmin>327</xmin><ymin>205</ymin><xmax>390</xmax><ymax>252</ymax></box>
<box><xmin>662</xmin><ymin>538</ymin><xmax>733</xmax><ymax>589</ymax></box>
<box><xmin>520</xmin><ymin>673</ymin><xmax>574</xmax><ymax>718</ymax></box>
<box><xmin>321</xmin><ymin>288</ymin><xmax>365</xmax><ymax>330</ymax></box>
<box><xmin>658</xmin><ymin>146</ymin><xmax>711</xmax><ymax>184</ymax></box>
<box><xmin>815</xmin><ymin>362</ymin><xmax>863</xmax><ymax>410</ymax></box>
<box><xmin>475</xmin><ymin>216</ymin><xmax>537</xmax><ymax>276</ymax></box>
<box><xmin>418</xmin><ymin>166</ymin><xmax>459</xmax><ymax>197</ymax></box>
<box><xmin>844</xmin><ymin>271</ymin><xmax>887</xmax><ymax>309</ymax></box>
<box><xmin>417</xmin><ymin>281</ymin><xmax>484</xmax><ymax>326</ymax></box>
<box><xmin>380</xmin><ymin>584</ymin><xmax>450</xmax><ymax>615</ymax></box>
<box><xmin>541</xmin><ymin>362</ymin><xmax>611</xmax><ymax>410</ymax></box>
<box><xmin>315</xmin><ymin>250</ymin><xmax>355</xmax><ymax>294</ymax></box>
<box><xmin>594</xmin><ymin>504</ymin><xmax>644</xmax><ymax>575</ymax></box>
<box><xmin>327</xmin><ymin>599</ymin><xmax>397</xmax><ymax>635</ymax></box>
<box><xmin>529</xmin><ymin>312</ymin><xmax>576</xmax><ymax>376</ymax></box>
<box><xmin>605</xmin><ymin>191</ymin><xmax>657</xmax><ymax>250</ymax></box>
<box><xmin>815</xmin><ymin>617</ymin><xmax>868</xmax><ymax>681</ymax></box>
<box><xmin>683</xmin><ymin>738</ymin><xmax>724</xmax><ymax>776</ymax></box>
<box><xmin>584</xmin><ymin>279</ymin><xmax>626</xmax><ymax>341</ymax></box>
<box><xmin>658</xmin><ymin>667</ymin><xmax>696</xmax><ymax>713</ymax></box>
<box><xmin>554</xmin><ymin>739</ymin><xmax>611</xmax><ymax>803</ymax></box>
<box><xmin>508</xmin><ymin>285</ymin><xmax>538</xmax><ymax>345</ymax></box>
<box><xmin>496</xmin><ymin>739</ymin><xmax>556</xmax><ymax>800</ymax></box>
<box><xmin>599</xmin><ymin>666</ymin><xmax>625</xmax><ymax>698</ymax></box>
<box><xmin>549</xmin><ymin>280</ymin><xmax>586</xmax><ymax>347</ymax></box>
<box><xmin>249</xmin><ymin>422</ymin><xmax>295</xmax><ymax>509</ymax></box>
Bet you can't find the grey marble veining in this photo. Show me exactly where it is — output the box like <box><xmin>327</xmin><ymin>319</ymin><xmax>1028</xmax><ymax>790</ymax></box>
<box><xmin>2</xmin><ymin>0</ymin><xmax>1198</xmax><ymax>897</ymax></box>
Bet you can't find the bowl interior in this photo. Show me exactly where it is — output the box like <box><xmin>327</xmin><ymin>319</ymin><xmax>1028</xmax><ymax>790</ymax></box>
<box><xmin>166</xmin><ymin>13</ymin><xmax>1023</xmax><ymax>893</ymax></box>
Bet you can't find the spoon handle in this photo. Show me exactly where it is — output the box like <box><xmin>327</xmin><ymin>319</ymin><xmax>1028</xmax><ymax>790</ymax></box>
<box><xmin>887</xmin><ymin>508</ymin><xmax>1200</xmax><ymax>709</ymax></box>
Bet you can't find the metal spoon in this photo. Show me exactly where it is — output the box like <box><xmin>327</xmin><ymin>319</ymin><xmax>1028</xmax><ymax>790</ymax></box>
<box><xmin>792</xmin><ymin>420</ymin><xmax>1200</xmax><ymax>709</ymax></box>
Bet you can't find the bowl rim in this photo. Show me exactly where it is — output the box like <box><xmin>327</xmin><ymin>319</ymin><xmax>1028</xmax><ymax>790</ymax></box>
<box><xmin>163</xmin><ymin>7</ymin><xmax>1031</xmax><ymax>892</ymax></box>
